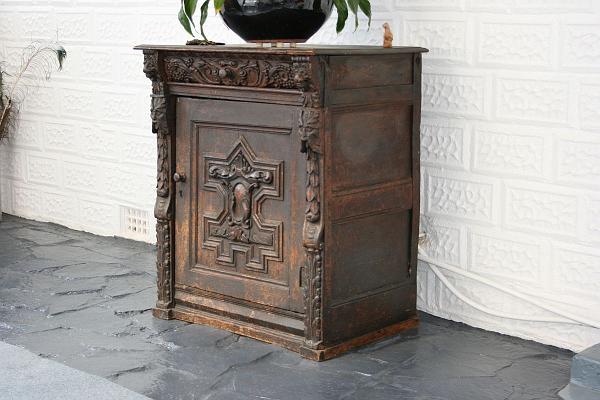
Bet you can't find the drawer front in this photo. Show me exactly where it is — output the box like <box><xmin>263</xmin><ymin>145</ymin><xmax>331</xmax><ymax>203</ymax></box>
<box><xmin>174</xmin><ymin>97</ymin><xmax>304</xmax><ymax>313</ymax></box>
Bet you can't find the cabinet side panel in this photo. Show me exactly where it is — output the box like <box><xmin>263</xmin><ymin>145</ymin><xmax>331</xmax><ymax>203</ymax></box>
<box><xmin>323</xmin><ymin>102</ymin><xmax>417</xmax><ymax>345</ymax></box>
<box><xmin>329</xmin><ymin>211</ymin><xmax>412</xmax><ymax>306</ymax></box>
<box><xmin>329</xmin><ymin>105</ymin><xmax>412</xmax><ymax>192</ymax></box>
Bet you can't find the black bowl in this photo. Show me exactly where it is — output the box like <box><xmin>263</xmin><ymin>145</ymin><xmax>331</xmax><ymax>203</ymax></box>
<box><xmin>220</xmin><ymin>0</ymin><xmax>333</xmax><ymax>43</ymax></box>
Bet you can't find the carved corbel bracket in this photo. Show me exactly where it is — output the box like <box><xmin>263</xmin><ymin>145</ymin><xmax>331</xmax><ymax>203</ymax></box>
<box><xmin>143</xmin><ymin>49</ymin><xmax>174</xmax><ymax>313</ymax></box>
<box><xmin>299</xmin><ymin>89</ymin><xmax>324</xmax><ymax>347</ymax></box>
<box><xmin>299</xmin><ymin>92</ymin><xmax>321</xmax><ymax>154</ymax></box>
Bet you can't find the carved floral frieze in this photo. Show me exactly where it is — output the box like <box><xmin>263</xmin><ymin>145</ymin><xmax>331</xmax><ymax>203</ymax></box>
<box><xmin>163</xmin><ymin>55</ymin><xmax>311</xmax><ymax>89</ymax></box>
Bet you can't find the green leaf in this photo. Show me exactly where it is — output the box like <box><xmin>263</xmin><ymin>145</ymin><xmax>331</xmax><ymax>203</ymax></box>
<box><xmin>332</xmin><ymin>0</ymin><xmax>348</xmax><ymax>33</ymax></box>
<box><xmin>55</xmin><ymin>46</ymin><xmax>67</xmax><ymax>70</ymax></box>
<box><xmin>184</xmin><ymin>0</ymin><xmax>199</xmax><ymax>29</ymax></box>
<box><xmin>347</xmin><ymin>0</ymin><xmax>359</xmax><ymax>30</ymax></box>
<box><xmin>178</xmin><ymin>3</ymin><xmax>194</xmax><ymax>36</ymax></box>
<box><xmin>214</xmin><ymin>0</ymin><xmax>224</xmax><ymax>14</ymax></box>
<box><xmin>358</xmin><ymin>0</ymin><xmax>371</xmax><ymax>28</ymax></box>
<box><xmin>199</xmin><ymin>0</ymin><xmax>210</xmax><ymax>41</ymax></box>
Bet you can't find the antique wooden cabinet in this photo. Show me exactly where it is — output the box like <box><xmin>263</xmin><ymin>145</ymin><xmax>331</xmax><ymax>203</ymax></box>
<box><xmin>136</xmin><ymin>45</ymin><xmax>427</xmax><ymax>360</ymax></box>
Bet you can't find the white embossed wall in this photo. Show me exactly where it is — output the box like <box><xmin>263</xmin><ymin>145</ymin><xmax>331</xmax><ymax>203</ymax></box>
<box><xmin>1</xmin><ymin>0</ymin><xmax>599</xmax><ymax>351</ymax></box>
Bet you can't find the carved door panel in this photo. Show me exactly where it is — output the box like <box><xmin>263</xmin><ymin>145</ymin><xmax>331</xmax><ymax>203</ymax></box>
<box><xmin>174</xmin><ymin>97</ymin><xmax>304</xmax><ymax>312</ymax></box>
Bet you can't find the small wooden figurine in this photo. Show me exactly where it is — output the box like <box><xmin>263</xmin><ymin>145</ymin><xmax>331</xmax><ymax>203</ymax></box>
<box><xmin>383</xmin><ymin>23</ymin><xmax>394</xmax><ymax>48</ymax></box>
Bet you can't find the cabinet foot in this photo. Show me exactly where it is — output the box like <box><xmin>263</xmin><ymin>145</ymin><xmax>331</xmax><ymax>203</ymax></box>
<box><xmin>153</xmin><ymin>307</ymin><xmax>173</xmax><ymax>320</ymax></box>
<box><xmin>300</xmin><ymin>317</ymin><xmax>420</xmax><ymax>361</ymax></box>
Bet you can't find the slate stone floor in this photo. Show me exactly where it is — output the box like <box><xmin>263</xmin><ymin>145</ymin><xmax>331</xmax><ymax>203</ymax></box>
<box><xmin>0</xmin><ymin>214</ymin><xmax>573</xmax><ymax>400</ymax></box>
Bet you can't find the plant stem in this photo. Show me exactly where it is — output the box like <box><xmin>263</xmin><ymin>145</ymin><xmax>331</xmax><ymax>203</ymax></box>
<box><xmin>0</xmin><ymin>45</ymin><xmax>45</xmax><ymax>130</ymax></box>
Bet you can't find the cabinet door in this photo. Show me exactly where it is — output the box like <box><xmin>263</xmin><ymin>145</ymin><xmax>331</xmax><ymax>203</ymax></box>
<box><xmin>174</xmin><ymin>97</ymin><xmax>304</xmax><ymax>313</ymax></box>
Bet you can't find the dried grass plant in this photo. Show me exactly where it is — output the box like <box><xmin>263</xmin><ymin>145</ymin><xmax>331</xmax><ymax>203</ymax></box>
<box><xmin>0</xmin><ymin>42</ymin><xmax>66</xmax><ymax>142</ymax></box>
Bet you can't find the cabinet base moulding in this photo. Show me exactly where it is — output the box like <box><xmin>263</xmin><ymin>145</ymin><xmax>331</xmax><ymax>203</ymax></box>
<box><xmin>154</xmin><ymin>304</ymin><xmax>419</xmax><ymax>361</ymax></box>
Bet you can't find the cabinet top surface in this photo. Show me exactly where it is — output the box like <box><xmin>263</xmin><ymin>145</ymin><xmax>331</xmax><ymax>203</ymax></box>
<box><xmin>134</xmin><ymin>44</ymin><xmax>428</xmax><ymax>56</ymax></box>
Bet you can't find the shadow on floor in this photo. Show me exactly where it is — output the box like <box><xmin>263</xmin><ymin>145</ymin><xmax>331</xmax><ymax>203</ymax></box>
<box><xmin>0</xmin><ymin>214</ymin><xmax>572</xmax><ymax>400</ymax></box>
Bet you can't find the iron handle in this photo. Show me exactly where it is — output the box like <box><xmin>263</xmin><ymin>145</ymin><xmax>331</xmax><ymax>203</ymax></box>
<box><xmin>173</xmin><ymin>172</ymin><xmax>186</xmax><ymax>183</ymax></box>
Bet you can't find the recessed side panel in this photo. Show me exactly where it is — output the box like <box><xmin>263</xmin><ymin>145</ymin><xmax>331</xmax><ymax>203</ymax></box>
<box><xmin>323</xmin><ymin>284</ymin><xmax>417</xmax><ymax>345</ymax></box>
<box><xmin>330</xmin><ymin>105</ymin><xmax>412</xmax><ymax>193</ymax></box>
<box><xmin>329</xmin><ymin>210</ymin><xmax>412</xmax><ymax>307</ymax></box>
<box><xmin>324</xmin><ymin>208</ymin><xmax>416</xmax><ymax>345</ymax></box>
<box><xmin>328</xmin><ymin>55</ymin><xmax>413</xmax><ymax>90</ymax></box>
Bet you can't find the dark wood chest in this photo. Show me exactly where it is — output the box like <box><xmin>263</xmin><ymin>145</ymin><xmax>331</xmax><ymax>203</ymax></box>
<box><xmin>136</xmin><ymin>45</ymin><xmax>427</xmax><ymax>360</ymax></box>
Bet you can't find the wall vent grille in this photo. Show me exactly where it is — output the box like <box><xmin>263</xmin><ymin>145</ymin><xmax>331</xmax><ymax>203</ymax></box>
<box><xmin>120</xmin><ymin>206</ymin><xmax>150</xmax><ymax>240</ymax></box>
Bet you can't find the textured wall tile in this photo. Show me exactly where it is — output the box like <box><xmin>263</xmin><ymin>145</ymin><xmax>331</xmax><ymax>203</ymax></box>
<box><xmin>114</xmin><ymin>52</ymin><xmax>147</xmax><ymax>84</ymax></box>
<box><xmin>496</xmin><ymin>78</ymin><xmax>569</xmax><ymax>124</ymax></box>
<box><xmin>11</xmin><ymin>11</ymin><xmax>54</xmax><ymax>39</ymax></box>
<box><xmin>9</xmin><ymin>120</ymin><xmax>44</xmax><ymax>150</ymax></box>
<box><xmin>416</xmin><ymin>266</ymin><xmax>428</xmax><ymax>306</ymax></box>
<box><xmin>505</xmin><ymin>185</ymin><xmax>577</xmax><ymax>235</ymax></box>
<box><xmin>405</xmin><ymin>19</ymin><xmax>467</xmax><ymax>61</ymax></box>
<box><xmin>20</xmin><ymin>87</ymin><xmax>60</xmax><ymax>117</ymax></box>
<box><xmin>0</xmin><ymin>150</ymin><xmax>25</xmax><ymax>180</ymax></box>
<box><xmin>427</xmin><ymin>173</ymin><xmax>494</xmax><ymax>222</ymax></box>
<box><xmin>0</xmin><ymin>178</ymin><xmax>13</xmax><ymax>214</ymax></box>
<box><xmin>0</xmin><ymin>11</ymin><xmax>15</xmax><ymax>37</ymax></box>
<box><xmin>44</xmin><ymin>123</ymin><xmax>80</xmax><ymax>154</ymax></box>
<box><xmin>392</xmin><ymin>0</ymin><xmax>462</xmax><ymax>9</ymax></box>
<box><xmin>103</xmin><ymin>169</ymin><xmax>155</xmax><ymax>204</ymax></box>
<box><xmin>421</xmin><ymin>118</ymin><xmax>466</xmax><ymax>169</ymax></box>
<box><xmin>1</xmin><ymin>45</ymin><xmax>23</xmax><ymax>68</ymax></box>
<box><xmin>421</xmin><ymin>220</ymin><xmax>461</xmax><ymax>265</ymax></box>
<box><xmin>99</xmin><ymin>92</ymin><xmax>139</xmax><ymax>124</ymax></box>
<box><xmin>94</xmin><ymin>14</ymin><xmax>139</xmax><ymax>45</ymax></box>
<box><xmin>447</xmin><ymin>275</ymin><xmax>544</xmax><ymax>316</ymax></box>
<box><xmin>579</xmin><ymin>83</ymin><xmax>600</xmax><ymax>129</ymax></box>
<box><xmin>13</xmin><ymin>185</ymin><xmax>44</xmax><ymax>217</ymax></box>
<box><xmin>78</xmin><ymin>50</ymin><xmax>114</xmax><ymax>81</ymax></box>
<box><xmin>79</xmin><ymin>198</ymin><xmax>117</xmax><ymax>232</ymax></box>
<box><xmin>465</xmin><ymin>0</ymin><xmax>515</xmax><ymax>11</ymax></box>
<box><xmin>63</xmin><ymin>161</ymin><xmax>104</xmax><ymax>194</ymax></box>
<box><xmin>473</xmin><ymin>128</ymin><xmax>544</xmax><ymax>177</ymax></box>
<box><xmin>557</xmin><ymin>139</ymin><xmax>600</xmax><ymax>186</ymax></box>
<box><xmin>41</xmin><ymin>191</ymin><xmax>79</xmax><ymax>224</ymax></box>
<box><xmin>137</xmin><ymin>14</ymin><xmax>191</xmax><ymax>44</ymax></box>
<box><xmin>12</xmin><ymin>185</ymin><xmax>78</xmax><ymax>223</ymax></box>
<box><xmin>26</xmin><ymin>154</ymin><xmax>61</xmax><ymax>187</ymax></box>
<box><xmin>514</xmin><ymin>0</ymin><xmax>592</xmax><ymax>11</ymax></box>
<box><xmin>82</xmin><ymin>129</ymin><xmax>120</xmax><ymax>161</ymax></box>
<box><xmin>56</xmin><ymin>13</ymin><xmax>92</xmax><ymax>41</ymax></box>
<box><xmin>122</xmin><ymin>134</ymin><xmax>156</xmax><ymax>167</ymax></box>
<box><xmin>555</xmin><ymin>246</ymin><xmax>600</xmax><ymax>295</ymax></box>
<box><xmin>562</xmin><ymin>25</ymin><xmax>600</xmax><ymax>69</ymax></box>
<box><xmin>469</xmin><ymin>232</ymin><xmax>540</xmax><ymax>282</ymax></box>
<box><xmin>479</xmin><ymin>22</ymin><xmax>553</xmax><ymax>66</ymax></box>
<box><xmin>423</xmin><ymin>73</ymin><xmax>486</xmax><ymax>117</ymax></box>
<box><xmin>60</xmin><ymin>88</ymin><xmax>97</xmax><ymax>119</ymax></box>
<box><xmin>585</xmin><ymin>197</ymin><xmax>600</xmax><ymax>240</ymax></box>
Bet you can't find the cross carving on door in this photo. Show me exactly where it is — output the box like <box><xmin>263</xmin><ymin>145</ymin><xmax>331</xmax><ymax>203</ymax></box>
<box><xmin>203</xmin><ymin>136</ymin><xmax>283</xmax><ymax>272</ymax></box>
